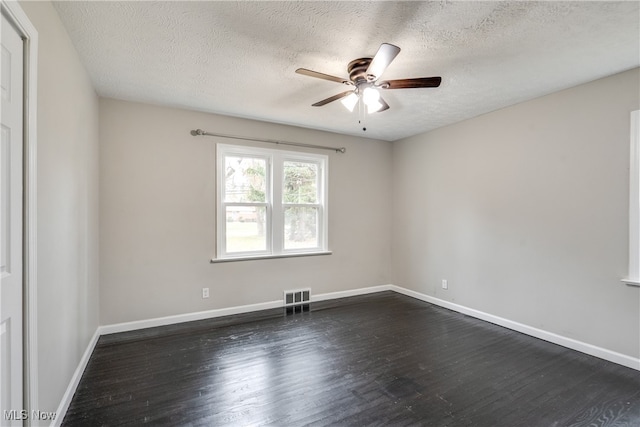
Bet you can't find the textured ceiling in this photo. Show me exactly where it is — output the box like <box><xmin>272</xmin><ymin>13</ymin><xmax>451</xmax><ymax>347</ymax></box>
<box><xmin>53</xmin><ymin>1</ymin><xmax>639</xmax><ymax>141</ymax></box>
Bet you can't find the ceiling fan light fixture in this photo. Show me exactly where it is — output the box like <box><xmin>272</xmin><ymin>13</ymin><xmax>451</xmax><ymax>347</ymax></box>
<box><xmin>340</xmin><ymin>92</ymin><xmax>359</xmax><ymax>112</ymax></box>
<box><xmin>367</xmin><ymin>100</ymin><xmax>384</xmax><ymax>114</ymax></box>
<box><xmin>362</xmin><ymin>87</ymin><xmax>380</xmax><ymax>105</ymax></box>
<box><xmin>362</xmin><ymin>87</ymin><xmax>383</xmax><ymax>113</ymax></box>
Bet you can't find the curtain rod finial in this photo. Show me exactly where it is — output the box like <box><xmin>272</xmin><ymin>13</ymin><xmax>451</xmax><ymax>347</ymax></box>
<box><xmin>190</xmin><ymin>129</ymin><xmax>204</xmax><ymax>136</ymax></box>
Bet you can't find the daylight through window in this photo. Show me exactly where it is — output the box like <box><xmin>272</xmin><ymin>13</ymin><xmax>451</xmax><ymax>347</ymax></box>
<box><xmin>216</xmin><ymin>144</ymin><xmax>328</xmax><ymax>259</ymax></box>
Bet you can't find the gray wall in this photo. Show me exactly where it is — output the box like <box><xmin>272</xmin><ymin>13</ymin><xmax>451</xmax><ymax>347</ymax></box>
<box><xmin>20</xmin><ymin>0</ymin><xmax>100</xmax><ymax>414</ymax></box>
<box><xmin>99</xmin><ymin>98</ymin><xmax>393</xmax><ymax>325</ymax></box>
<box><xmin>392</xmin><ymin>68</ymin><xmax>640</xmax><ymax>358</ymax></box>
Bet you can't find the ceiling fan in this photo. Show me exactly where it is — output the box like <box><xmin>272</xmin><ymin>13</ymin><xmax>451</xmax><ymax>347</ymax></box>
<box><xmin>296</xmin><ymin>43</ymin><xmax>441</xmax><ymax>115</ymax></box>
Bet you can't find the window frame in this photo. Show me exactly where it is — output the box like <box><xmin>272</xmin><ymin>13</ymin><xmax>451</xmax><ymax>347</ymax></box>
<box><xmin>218</xmin><ymin>150</ymin><xmax>272</xmax><ymax>257</ymax></box>
<box><xmin>281</xmin><ymin>156</ymin><xmax>326</xmax><ymax>254</ymax></box>
<box><xmin>623</xmin><ymin>110</ymin><xmax>640</xmax><ymax>286</ymax></box>
<box><xmin>215</xmin><ymin>143</ymin><xmax>329</xmax><ymax>261</ymax></box>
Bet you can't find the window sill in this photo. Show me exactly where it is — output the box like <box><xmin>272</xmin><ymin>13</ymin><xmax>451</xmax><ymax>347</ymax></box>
<box><xmin>210</xmin><ymin>251</ymin><xmax>332</xmax><ymax>263</ymax></box>
<box><xmin>621</xmin><ymin>278</ymin><xmax>640</xmax><ymax>287</ymax></box>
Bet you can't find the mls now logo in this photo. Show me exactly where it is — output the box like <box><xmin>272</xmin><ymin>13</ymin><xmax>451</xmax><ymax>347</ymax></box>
<box><xmin>3</xmin><ymin>410</ymin><xmax>27</xmax><ymax>420</ymax></box>
<box><xmin>4</xmin><ymin>409</ymin><xmax>57</xmax><ymax>421</ymax></box>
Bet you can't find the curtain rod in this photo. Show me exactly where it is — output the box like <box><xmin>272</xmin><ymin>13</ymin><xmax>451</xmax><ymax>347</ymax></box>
<box><xmin>190</xmin><ymin>129</ymin><xmax>346</xmax><ymax>154</ymax></box>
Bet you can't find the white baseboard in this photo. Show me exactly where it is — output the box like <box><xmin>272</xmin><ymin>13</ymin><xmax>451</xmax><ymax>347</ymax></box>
<box><xmin>99</xmin><ymin>285</ymin><xmax>395</xmax><ymax>336</ymax></box>
<box><xmin>313</xmin><ymin>284</ymin><xmax>393</xmax><ymax>302</ymax></box>
<box><xmin>389</xmin><ymin>285</ymin><xmax>640</xmax><ymax>371</ymax></box>
<box><xmin>99</xmin><ymin>299</ymin><xmax>283</xmax><ymax>336</ymax></box>
<box><xmin>54</xmin><ymin>283</ymin><xmax>639</xmax><ymax>425</ymax></box>
<box><xmin>50</xmin><ymin>329</ymin><xmax>101</xmax><ymax>427</ymax></box>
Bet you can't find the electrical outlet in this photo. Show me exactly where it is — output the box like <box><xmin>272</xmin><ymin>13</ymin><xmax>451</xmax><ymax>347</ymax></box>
<box><xmin>202</xmin><ymin>287</ymin><xmax>210</xmax><ymax>298</ymax></box>
<box><xmin>441</xmin><ymin>279</ymin><xmax>448</xmax><ymax>290</ymax></box>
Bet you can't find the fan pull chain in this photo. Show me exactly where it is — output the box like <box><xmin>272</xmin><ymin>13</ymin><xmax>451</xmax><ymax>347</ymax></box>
<box><xmin>358</xmin><ymin>95</ymin><xmax>367</xmax><ymax>132</ymax></box>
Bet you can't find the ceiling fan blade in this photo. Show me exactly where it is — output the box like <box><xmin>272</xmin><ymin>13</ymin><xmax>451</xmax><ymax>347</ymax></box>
<box><xmin>380</xmin><ymin>76</ymin><xmax>442</xmax><ymax>89</ymax></box>
<box><xmin>311</xmin><ymin>90</ymin><xmax>355</xmax><ymax>107</ymax></box>
<box><xmin>296</xmin><ymin>68</ymin><xmax>350</xmax><ymax>85</ymax></box>
<box><xmin>365</xmin><ymin>43</ymin><xmax>401</xmax><ymax>81</ymax></box>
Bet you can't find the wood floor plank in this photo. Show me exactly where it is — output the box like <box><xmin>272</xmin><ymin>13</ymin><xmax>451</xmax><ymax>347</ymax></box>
<box><xmin>62</xmin><ymin>292</ymin><xmax>640</xmax><ymax>426</ymax></box>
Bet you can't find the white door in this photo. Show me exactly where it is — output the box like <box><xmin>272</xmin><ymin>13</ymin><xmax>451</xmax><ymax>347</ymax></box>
<box><xmin>1</xmin><ymin>11</ymin><xmax>24</xmax><ymax>425</ymax></box>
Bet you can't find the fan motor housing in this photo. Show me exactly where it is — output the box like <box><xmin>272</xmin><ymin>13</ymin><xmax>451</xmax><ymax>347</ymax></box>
<box><xmin>348</xmin><ymin>58</ymin><xmax>373</xmax><ymax>83</ymax></box>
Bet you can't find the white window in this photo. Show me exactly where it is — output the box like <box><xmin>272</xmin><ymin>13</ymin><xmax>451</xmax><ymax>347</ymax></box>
<box><xmin>624</xmin><ymin>110</ymin><xmax>640</xmax><ymax>286</ymax></box>
<box><xmin>216</xmin><ymin>144</ymin><xmax>328</xmax><ymax>260</ymax></box>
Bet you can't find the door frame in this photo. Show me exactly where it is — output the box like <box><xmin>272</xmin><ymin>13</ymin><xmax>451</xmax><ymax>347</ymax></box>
<box><xmin>1</xmin><ymin>0</ymin><xmax>38</xmax><ymax>420</ymax></box>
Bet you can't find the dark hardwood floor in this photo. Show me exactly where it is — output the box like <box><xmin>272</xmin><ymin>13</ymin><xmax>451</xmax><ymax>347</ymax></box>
<box><xmin>62</xmin><ymin>292</ymin><xmax>640</xmax><ymax>426</ymax></box>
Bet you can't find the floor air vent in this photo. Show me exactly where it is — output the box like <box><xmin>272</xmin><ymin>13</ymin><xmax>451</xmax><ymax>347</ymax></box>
<box><xmin>284</xmin><ymin>288</ymin><xmax>311</xmax><ymax>314</ymax></box>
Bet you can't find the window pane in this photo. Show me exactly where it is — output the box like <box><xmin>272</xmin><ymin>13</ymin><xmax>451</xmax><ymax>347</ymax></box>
<box><xmin>226</xmin><ymin>206</ymin><xmax>267</xmax><ymax>253</ymax></box>
<box><xmin>283</xmin><ymin>161</ymin><xmax>318</xmax><ymax>204</ymax></box>
<box><xmin>284</xmin><ymin>207</ymin><xmax>318</xmax><ymax>250</ymax></box>
<box><xmin>225</xmin><ymin>156</ymin><xmax>267</xmax><ymax>203</ymax></box>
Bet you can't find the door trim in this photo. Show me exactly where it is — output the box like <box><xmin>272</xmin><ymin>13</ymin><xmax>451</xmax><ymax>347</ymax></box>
<box><xmin>0</xmin><ymin>0</ymin><xmax>38</xmax><ymax>421</ymax></box>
